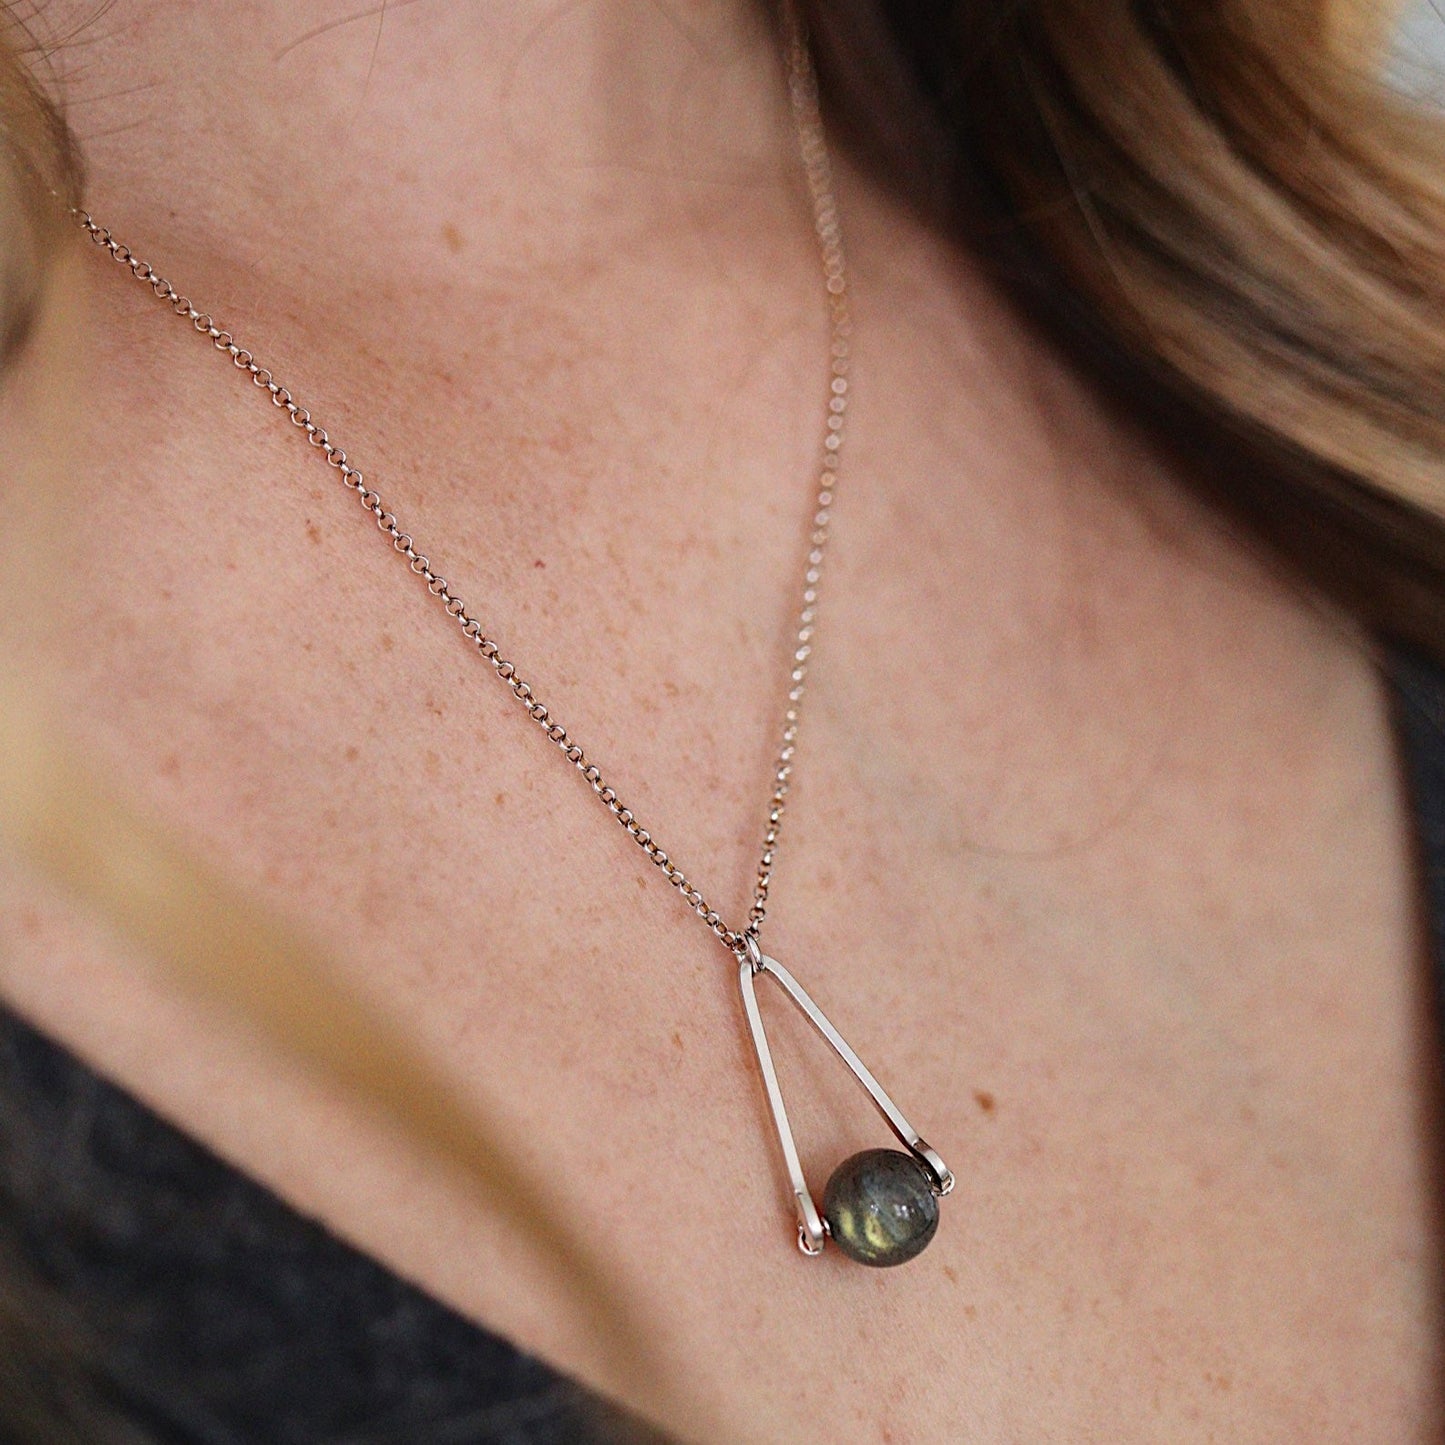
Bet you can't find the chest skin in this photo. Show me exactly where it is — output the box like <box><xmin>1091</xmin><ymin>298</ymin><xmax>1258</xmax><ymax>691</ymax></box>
<box><xmin>2</xmin><ymin>175</ymin><xmax>1443</xmax><ymax>1440</ymax></box>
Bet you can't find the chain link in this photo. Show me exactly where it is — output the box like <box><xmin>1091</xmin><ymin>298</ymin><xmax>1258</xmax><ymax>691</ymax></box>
<box><xmin>75</xmin><ymin>19</ymin><xmax>848</xmax><ymax>959</ymax></box>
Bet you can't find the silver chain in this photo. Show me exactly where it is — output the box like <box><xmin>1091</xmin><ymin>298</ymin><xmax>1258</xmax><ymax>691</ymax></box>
<box><xmin>75</xmin><ymin>20</ymin><xmax>849</xmax><ymax>959</ymax></box>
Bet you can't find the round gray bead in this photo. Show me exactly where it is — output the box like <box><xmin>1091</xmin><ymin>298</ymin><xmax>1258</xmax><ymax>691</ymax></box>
<box><xmin>822</xmin><ymin>1148</ymin><xmax>940</xmax><ymax>1267</ymax></box>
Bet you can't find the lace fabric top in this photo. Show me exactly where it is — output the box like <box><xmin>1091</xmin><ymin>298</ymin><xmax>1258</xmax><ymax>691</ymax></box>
<box><xmin>2</xmin><ymin>649</ymin><xmax>1443</xmax><ymax>1444</ymax></box>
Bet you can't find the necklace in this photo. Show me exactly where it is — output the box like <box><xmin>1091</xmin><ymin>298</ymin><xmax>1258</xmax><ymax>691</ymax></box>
<box><xmin>76</xmin><ymin>18</ymin><xmax>952</xmax><ymax>1268</ymax></box>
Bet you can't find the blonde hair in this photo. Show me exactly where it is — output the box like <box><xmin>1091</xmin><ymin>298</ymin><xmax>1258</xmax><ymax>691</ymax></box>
<box><xmin>797</xmin><ymin>0</ymin><xmax>1445</xmax><ymax>655</ymax></box>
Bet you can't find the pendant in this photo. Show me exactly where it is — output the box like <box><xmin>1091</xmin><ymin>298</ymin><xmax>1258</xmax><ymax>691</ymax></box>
<box><xmin>738</xmin><ymin>936</ymin><xmax>953</xmax><ymax>1266</ymax></box>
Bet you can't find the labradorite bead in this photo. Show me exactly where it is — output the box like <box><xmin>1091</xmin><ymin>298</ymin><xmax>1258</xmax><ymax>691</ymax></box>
<box><xmin>822</xmin><ymin>1148</ymin><xmax>939</xmax><ymax>1267</ymax></box>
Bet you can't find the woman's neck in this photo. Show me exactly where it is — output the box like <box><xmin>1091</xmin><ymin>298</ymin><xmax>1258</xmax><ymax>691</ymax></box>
<box><xmin>45</xmin><ymin>0</ymin><xmax>797</xmax><ymax>288</ymax></box>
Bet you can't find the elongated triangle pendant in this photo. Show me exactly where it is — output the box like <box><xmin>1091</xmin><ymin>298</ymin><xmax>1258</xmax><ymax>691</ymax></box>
<box><xmin>738</xmin><ymin>937</ymin><xmax>953</xmax><ymax>1265</ymax></box>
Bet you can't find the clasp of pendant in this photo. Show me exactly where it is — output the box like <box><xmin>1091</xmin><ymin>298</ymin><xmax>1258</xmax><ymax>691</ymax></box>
<box><xmin>741</xmin><ymin>931</ymin><xmax>765</xmax><ymax>975</ymax></box>
<box><xmin>912</xmin><ymin>1140</ymin><xmax>955</xmax><ymax>1196</ymax></box>
<box><xmin>797</xmin><ymin>1214</ymin><xmax>827</xmax><ymax>1257</ymax></box>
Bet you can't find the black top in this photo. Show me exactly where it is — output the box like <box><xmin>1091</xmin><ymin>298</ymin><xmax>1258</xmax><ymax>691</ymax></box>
<box><xmin>3</xmin><ymin>650</ymin><xmax>1444</xmax><ymax>1445</ymax></box>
